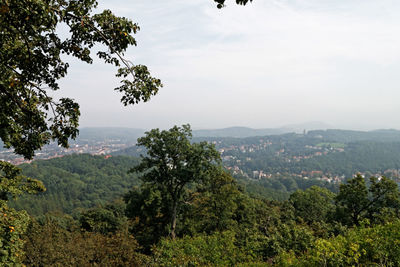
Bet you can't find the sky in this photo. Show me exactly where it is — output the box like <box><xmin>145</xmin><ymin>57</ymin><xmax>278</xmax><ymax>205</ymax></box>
<box><xmin>57</xmin><ymin>0</ymin><xmax>400</xmax><ymax>130</ymax></box>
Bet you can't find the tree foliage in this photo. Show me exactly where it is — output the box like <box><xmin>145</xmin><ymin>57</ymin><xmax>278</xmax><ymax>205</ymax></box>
<box><xmin>1</xmin><ymin>0</ymin><xmax>162</xmax><ymax>160</ymax></box>
<box><xmin>130</xmin><ymin>124</ymin><xmax>221</xmax><ymax>239</ymax></box>
<box><xmin>79</xmin><ymin>200</ymin><xmax>127</xmax><ymax>235</ymax></box>
<box><xmin>214</xmin><ymin>0</ymin><xmax>253</xmax><ymax>9</ymax></box>
<box><xmin>124</xmin><ymin>168</ymin><xmax>244</xmax><ymax>252</ymax></box>
<box><xmin>0</xmin><ymin>161</ymin><xmax>44</xmax><ymax>265</ymax></box>
<box><xmin>11</xmin><ymin>154</ymin><xmax>140</xmax><ymax>215</ymax></box>
<box><xmin>23</xmin><ymin>217</ymin><xmax>148</xmax><ymax>266</ymax></box>
<box><xmin>153</xmin><ymin>231</ymin><xmax>253</xmax><ymax>266</ymax></box>
<box><xmin>0</xmin><ymin>161</ymin><xmax>45</xmax><ymax>202</ymax></box>
<box><xmin>0</xmin><ymin>203</ymin><xmax>30</xmax><ymax>265</ymax></box>
<box><xmin>335</xmin><ymin>175</ymin><xmax>400</xmax><ymax>226</ymax></box>
<box><xmin>290</xmin><ymin>186</ymin><xmax>335</xmax><ymax>225</ymax></box>
<box><xmin>124</xmin><ymin>184</ymin><xmax>171</xmax><ymax>251</ymax></box>
<box><xmin>180</xmin><ymin>170</ymin><xmax>243</xmax><ymax>235</ymax></box>
<box><xmin>278</xmin><ymin>220</ymin><xmax>400</xmax><ymax>266</ymax></box>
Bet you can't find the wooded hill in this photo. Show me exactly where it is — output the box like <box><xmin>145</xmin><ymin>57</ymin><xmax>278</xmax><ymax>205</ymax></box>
<box><xmin>10</xmin><ymin>154</ymin><xmax>140</xmax><ymax>216</ymax></box>
<box><xmin>10</xmin><ymin>154</ymin><xmax>336</xmax><ymax>214</ymax></box>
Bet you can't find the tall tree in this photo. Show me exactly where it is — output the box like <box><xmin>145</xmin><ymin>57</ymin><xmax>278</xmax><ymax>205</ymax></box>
<box><xmin>130</xmin><ymin>124</ymin><xmax>221</xmax><ymax>239</ymax></box>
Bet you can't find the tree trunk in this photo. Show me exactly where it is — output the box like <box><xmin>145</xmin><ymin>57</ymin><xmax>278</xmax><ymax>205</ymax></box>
<box><xmin>170</xmin><ymin>200</ymin><xmax>177</xmax><ymax>239</ymax></box>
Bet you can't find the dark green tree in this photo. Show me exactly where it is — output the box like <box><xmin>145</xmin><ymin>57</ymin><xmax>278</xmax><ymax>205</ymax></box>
<box><xmin>335</xmin><ymin>175</ymin><xmax>371</xmax><ymax>226</ymax></box>
<box><xmin>289</xmin><ymin>186</ymin><xmax>335</xmax><ymax>224</ymax></box>
<box><xmin>124</xmin><ymin>184</ymin><xmax>171</xmax><ymax>250</ymax></box>
<box><xmin>336</xmin><ymin>175</ymin><xmax>400</xmax><ymax>226</ymax></box>
<box><xmin>367</xmin><ymin>176</ymin><xmax>400</xmax><ymax>222</ymax></box>
<box><xmin>180</xmin><ymin>170</ymin><xmax>242</xmax><ymax>235</ymax></box>
<box><xmin>79</xmin><ymin>200</ymin><xmax>127</xmax><ymax>235</ymax></box>
<box><xmin>129</xmin><ymin>124</ymin><xmax>221</xmax><ymax>239</ymax></box>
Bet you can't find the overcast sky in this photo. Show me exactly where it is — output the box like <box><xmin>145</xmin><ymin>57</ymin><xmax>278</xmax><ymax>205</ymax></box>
<box><xmin>57</xmin><ymin>0</ymin><xmax>400</xmax><ymax>130</ymax></box>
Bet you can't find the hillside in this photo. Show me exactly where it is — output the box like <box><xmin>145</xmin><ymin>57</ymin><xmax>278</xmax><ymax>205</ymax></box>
<box><xmin>10</xmin><ymin>154</ymin><xmax>141</xmax><ymax>216</ymax></box>
<box><xmin>9</xmin><ymin>153</ymin><xmax>338</xmax><ymax>215</ymax></box>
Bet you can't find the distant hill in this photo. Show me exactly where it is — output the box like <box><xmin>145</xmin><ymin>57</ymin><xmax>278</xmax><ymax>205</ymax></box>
<box><xmin>72</xmin><ymin>127</ymin><xmax>400</xmax><ymax>144</ymax></box>
<box><xmin>76</xmin><ymin>126</ymin><xmax>295</xmax><ymax>140</ymax></box>
<box><xmin>192</xmin><ymin>122</ymin><xmax>332</xmax><ymax>138</ymax></box>
<box><xmin>192</xmin><ymin>127</ymin><xmax>293</xmax><ymax>138</ymax></box>
<box><xmin>308</xmin><ymin>129</ymin><xmax>400</xmax><ymax>143</ymax></box>
<box><xmin>114</xmin><ymin>128</ymin><xmax>400</xmax><ymax>159</ymax></box>
<box><xmin>282</xmin><ymin>121</ymin><xmax>332</xmax><ymax>132</ymax></box>
<box><xmin>4</xmin><ymin>126</ymin><xmax>399</xmax><ymax>149</ymax></box>
<box><xmin>73</xmin><ymin>126</ymin><xmax>300</xmax><ymax>141</ymax></box>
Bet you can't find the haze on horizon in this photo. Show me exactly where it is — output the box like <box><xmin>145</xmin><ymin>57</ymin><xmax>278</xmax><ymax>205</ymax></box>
<box><xmin>57</xmin><ymin>0</ymin><xmax>400</xmax><ymax>131</ymax></box>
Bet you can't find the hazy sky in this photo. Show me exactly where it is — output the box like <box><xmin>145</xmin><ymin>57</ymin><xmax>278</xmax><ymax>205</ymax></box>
<box><xmin>57</xmin><ymin>0</ymin><xmax>400</xmax><ymax>130</ymax></box>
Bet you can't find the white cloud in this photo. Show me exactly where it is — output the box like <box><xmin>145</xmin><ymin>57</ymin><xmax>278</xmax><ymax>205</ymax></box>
<box><xmin>59</xmin><ymin>0</ymin><xmax>400</xmax><ymax>130</ymax></box>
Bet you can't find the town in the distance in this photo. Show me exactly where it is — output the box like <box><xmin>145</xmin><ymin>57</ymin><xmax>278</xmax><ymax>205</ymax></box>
<box><xmin>3</xmin><ymin>126</ymin><xmax>400</xmax><ymax>185</ymax></box>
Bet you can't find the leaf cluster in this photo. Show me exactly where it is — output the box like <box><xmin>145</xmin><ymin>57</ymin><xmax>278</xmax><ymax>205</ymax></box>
<box><xmin>214</xmin><ymin>0</ymin><xmax>253</xmax><ymax>9</ymax></box>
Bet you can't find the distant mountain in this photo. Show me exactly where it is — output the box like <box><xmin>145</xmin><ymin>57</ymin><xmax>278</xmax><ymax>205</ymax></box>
<box><xmin>192</xmin><ymin>127</ymin><xmax>293</xmax><ymax>138</ymax></box>
<box><xmin>281</xmin><ymin>121</ymin><xmax>333</xmax><ymax>132</ymax></box>
<box><xmin>192</xmin><ymin>122</ymin><xmax>333</xmax><ymax>138</ymax></box>
<box><xmin>112</xmin><ymin>128</ymin><xmax>400</xmax><ymax>159</ymax></box>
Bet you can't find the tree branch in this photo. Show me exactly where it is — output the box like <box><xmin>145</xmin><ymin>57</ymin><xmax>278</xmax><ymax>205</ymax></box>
<box><xmin>55</xmin><ymin>8</ymin><xmax>138</xmax><ymax>81</ymax></box>
<box><xmin>4</xmin><ymin>65</ymin><xmax>57</xmax><ymax>117</ymax></box>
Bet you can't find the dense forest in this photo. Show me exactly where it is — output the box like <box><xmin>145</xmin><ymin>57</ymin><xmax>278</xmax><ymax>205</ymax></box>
<box><xmin>10</xmin><ymin>154</ymin><xmax>141</xmax><ymax>216</ymax></box>
<box><xmin>14</xmin><ymin>160</ymin><xmax>400</xmax><ymax>266</ymax></box>
<box><xmin>9</xmin><ymin>154</ymin><xmax>337</xmax><ymax>213</ymax></box>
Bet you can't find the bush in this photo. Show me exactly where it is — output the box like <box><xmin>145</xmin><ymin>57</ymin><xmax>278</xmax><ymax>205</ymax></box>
<box><xmin>277</xmin><ymin>220</ymin><xmax>400</xmax><ymax>266</ymax></box>
<box><xmin>153</xmin><ymin>231</ymin><xmax>256</xmax><ymax>266</ymax></box>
